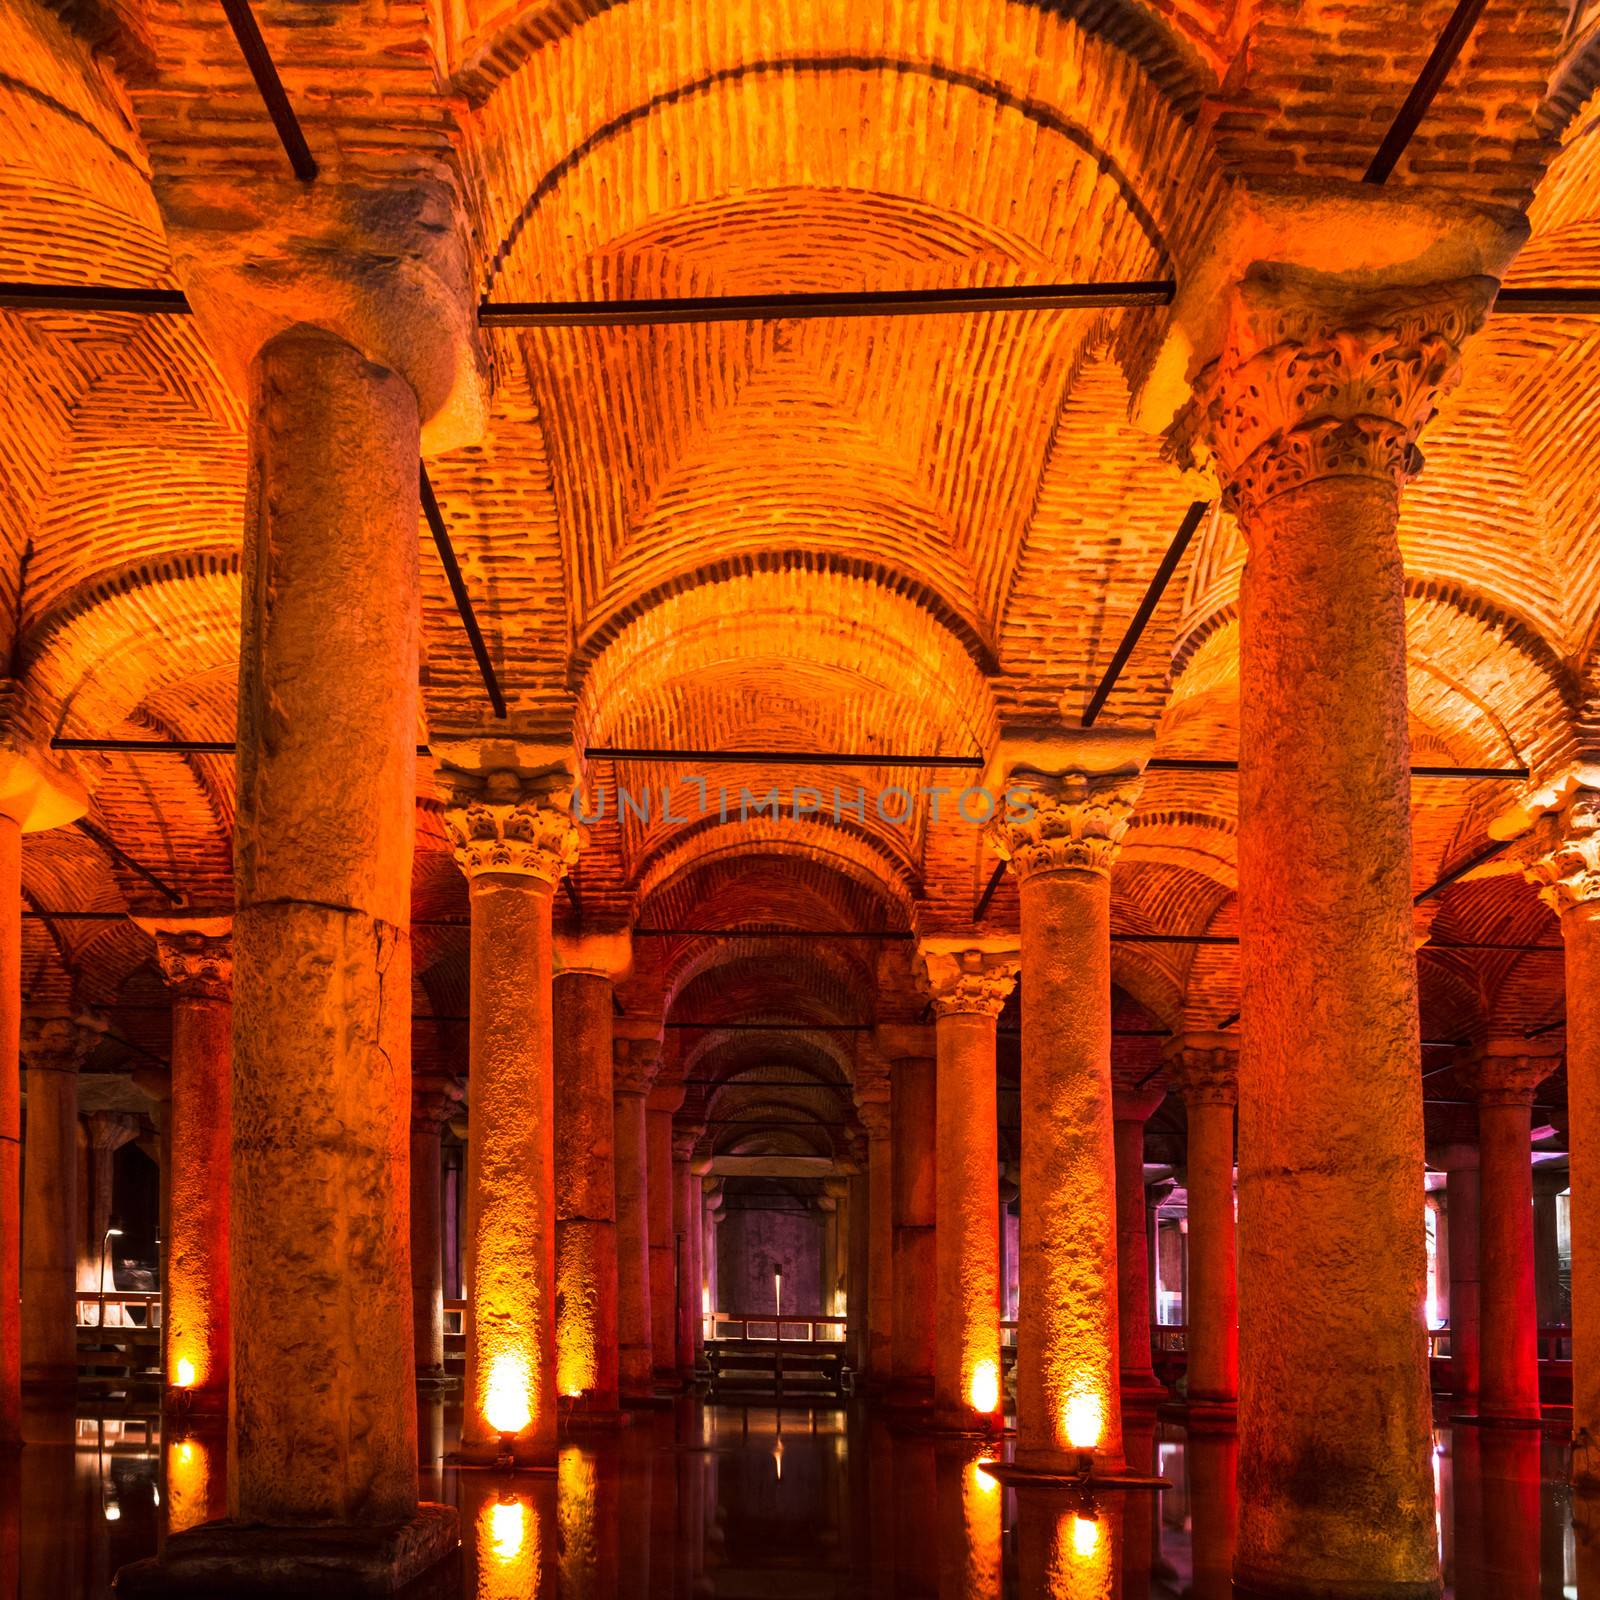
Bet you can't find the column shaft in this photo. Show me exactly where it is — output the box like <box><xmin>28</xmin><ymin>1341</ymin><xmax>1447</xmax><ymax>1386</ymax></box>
<box><xmin>672</xmin><ymin>1146</ymin><xmax>696</xmax><ymax>1378</ymax></box>
<box><xmin>1444</xmin><ymin>1155</ymin><xmax>1481</xmax><ymax>1400</ymax></box>
<box><xmin>1565</xmin><ymin>904</ymin><xmax>1600</xmax><ymax>1477</ymax></box>
<box><xmin>1185</xmin><ymin>1098</ymin><xmax>1238</xmax><ymax>1407</ymax></box>
<box><xmin>20</xmin><ymin>1061</ymin><xmax>77</xmax><ymax>1389</ymax></box>
<box><xmin>647</xmin><ymin>1102</ymin><xmax>677</xmax><ymax>1382</ymax></box>
<box><xmin>612</xmin><ymin>1058</ymin><xmax>654</xmax><ymax>1398</ymax></box>
<box><xmin>553</xmin><ymin>971</ymin><xmax>619</xmax><ymax>1411</ymax></box>
<box><xmin>461</xmin><ymin>873</ymin><xmax>558</xmax><ymax>1461</ymax></box>
<box><xmin>1016</xmin><ymin>865</ymin><xmax>1124</xmax><ymax>1473</ymax></box>
<box><xmin>865</xmin><ymin>1126</ymin><xmax>894</xmax><ymax>1382</ymax></box>
<box><xmin>166</xmin><ymin>978</ymin><xmax>232</xmax><ymax>1410</ymax></box>
<box><xmin>410</xmin><ymin>1104</ymin><xmax>447</xmax><ymax>1383</ymax></box>
<box><xmin>0</xmin><ymin>816</ymin><xmax>17</xmax><ymax>1442</ymax></box>
<box><xmin>230</xmin><ymin>328</ymin><xmax>421</xmax><ymax>1524</ymax></box>
<box><xmin>933</xmin><ymin>1010</ymin><xmax>1002</xmax><ymax>1425</ymax></box>
<box><xmin>1114</xmin><ymin>1106</ymin><xmax>1161</xmax><ymax>1399</ymax></box>
<box><xmin>890</xmin><ymin>1055</ymin><xmax>936</xmax><ymax>1396</ymax></box>
<box><xmin>1477</xmin><ymin>1099</ymin><xmax>1541</xmax><ymax>1422</ymax></box>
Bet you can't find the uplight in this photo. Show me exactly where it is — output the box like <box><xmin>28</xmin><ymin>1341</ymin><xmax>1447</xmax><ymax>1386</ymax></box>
<box><xmin>174</xmin><ymin>1356</ymin><xmax>196</xmax><ymax>1389</ymax></box>
<box><xmin>485</xmin><ymin>1351</ymin><xmax>532</xmax><ymax>1437</ymax></box>
<box><xmin>969</xmin><ymin>1359</ymin><xmax>1000</xmax><ymax>1415</ymax></box>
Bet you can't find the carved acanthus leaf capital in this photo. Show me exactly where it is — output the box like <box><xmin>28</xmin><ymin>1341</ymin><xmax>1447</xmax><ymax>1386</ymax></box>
<box><xmin>671</xmin><ymin>1124</ymin><xmax>704</xmax><ymax>1163</ymax></box>
<box><xmin>1458</xmin><ymin>1044</ymin><xmax>1560</xmax><ymax>1108</ymax></box>
<box><xmin>442</xmin><ymin>767</ymin><xmax>584</xmax><ymax>883</ymax></box>
<box><xmin>990</xmin><ymin>770</ymin><xmax>1143</xmax><ymax>880</ymax></box>
<box><xmin>1175</xmin><ymin>270</ymin><xmax>1497</xmax><ymax>525</ymax></box>
<box><xmin>1162</xmin><ymin>1033</ymin><xmax>1239</xmax><ymax>1106</ymax></box>
<box><xmin>1522</xmin><ymin>788</ymin><xmax>1600</xmax><ymax>916</ymax></box>
<box><xmin>153</xmin><ymin>929</ymin><xmax>233</xmax><ymax>1001</ymax></box>
<box><xmin>611</xmin><ymin>1035</ymin><xmax>660</xmax><ymax>1097</ymax></box>
<box><xmin>21</xmin><ymin>1012</ymin><xmax>106</xmax><ymax>1073</ymax></box>
<box><xmin>919</xmin><ymin>946</ymin><xmax>1019</xmax><ymax>1019</ymax></box>
<box><xmin>412</xmin><ymin>1074</ymin><xmax>465</xmax><ymax>1129</ymax></box>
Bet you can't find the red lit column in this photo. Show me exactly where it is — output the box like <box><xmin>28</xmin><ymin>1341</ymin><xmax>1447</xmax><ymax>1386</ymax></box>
<box><xmin>1163</xmin><ymin>1035</ymin><xmax>1239</xmax><ymax>1421</ymax></box>
<box><xmin>1187</xmin><ymin>270</ymin><xmax>1497</xmax><ymax>1594</ymax></box>
<box><xmin>853</xmin><ymin>1057</ymin><xmax>894</xmax><ymax>1386</ymax></box>
<box><xmin>671</xmin><ymin>1124</ymin><xmax>703</xmax><ymax>1380</ymax></box>
<box><xmin>1438</xmin><ymin>1144</ymin><xmax>1481</xmax><ymax>1401</ymax></box>
<box><xmin>647</xmin><ymin>1077</ymin><xmax>685</xmax><ymax>1385</ymax></box>
<box><xmin>553</xmin><ymin>929</ymin><xmax>630</xmax><ymax>1420</ymax></box>
<box><xmin>0</xmin><ymin>739</ymin><xmax>86</xmax><ymax>1444</ymax></box>
<box><xmin>1461</xmin><ymin>1043</ymin><xmax>1557</xmax><ymax>1425</ymax></box>
<box><xmin>1113</xmin><ymin>1087</ymin><xmax>1165</xmax><ymax>1406</ymax></box>
<box><xmin>991</xmin><ymin>750</ymin><xmax>1148</xmax><ymax>1476</ymax></box>
<box><xmin>1517</xmin><ymin>778</ymin><xmax>1600</xmax><ymax>1480</ymax></box>
<box><xmin>409</xmin><ymin>1076</ymin><xmax>461</xmax><ymax>1386</ymax></box>
<box><xmin>612</xmin><ymin>1027</ymin><xmax>660</xmax><ymax>1400</ymax></box>
<box><xmin>881</xmin><ymin>1024</ymin><xmax>937</xmax><ymax>1404</ymax></box>
<box><xmin>443</xmin><ymin>764</ymin><xmax>580</xmax><ymax>1466</ymax></box>
<box><xmin>144</xmin><ymin>923</ymin><xmax>233</xmax><ymax>1414</ymax></box>
<box><xmin>921</xmin><ymin>944</ymin><xmax>1017</xmax><ymax>1430</ymax></box>
<box><xmin>21</xmin><ymin>1014</ymin><xmax>102</xmax><ymax>1393</ymax></box>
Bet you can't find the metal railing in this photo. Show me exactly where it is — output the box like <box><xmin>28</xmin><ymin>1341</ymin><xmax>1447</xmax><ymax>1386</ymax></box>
<box><xmin>1428</xmin><ymin>1324</ymin><xmax>1572</xmax><ymax>1363</ymax></box>
<box><xmin>711</xmin><ymin>1311</ymin><xmax>847</xmax><ymax>1343</ymax></box>
<box><xmin>76</xmin><ymin>1290</ymin><xmax>161</xmax><ymax>1330</ymax></box>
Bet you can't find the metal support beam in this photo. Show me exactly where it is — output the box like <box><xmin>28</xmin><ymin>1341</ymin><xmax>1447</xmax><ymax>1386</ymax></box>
<box><xmin>1362</xmin><ymin>0</ymin><xmax>1489</xmax><ymax>184</ymax></box>
<box><xmin>419</xmin><ymin>466</ymin><xmax>508</xmax><ymax>720</ymax></box>
<box><xmin>219</xmin><ymin>0</ymin><xmax>318</xmax><ymax>180</ymax></box>
<box><xmin>73</xmin><ymin>818</ymin><xmax>185</xmax><ymax>905</ymax></box>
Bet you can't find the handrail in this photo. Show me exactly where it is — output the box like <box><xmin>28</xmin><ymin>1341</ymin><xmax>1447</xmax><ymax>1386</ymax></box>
<box><xmin>713</xmin><ymin>1311</ymin><xmax>847</xmax><ymax>1342</ymax></box>
<box><xmin>76</xmin><ymin>1289</ymin><xmax>160</xmax><ymax>1329</ymax></box>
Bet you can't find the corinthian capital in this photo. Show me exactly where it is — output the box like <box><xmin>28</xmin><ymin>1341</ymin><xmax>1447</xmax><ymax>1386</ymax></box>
<box><xmin>442</xmin><ymin>767</ymin><xmax>583</xmax><ymax>884</ymax></box>
<box><xmin>1457</xmin><ymin>1042</ymin><xmax>1560</xmax><ymax>1108</ymax></box>
<box><xmin>1162</xmin><ymin>1032</ymin><xmax>1239</xmax><ymax>1107</ymax></box>
<box><xmin>991</xmin><ymin>770</ymin><xmax>1143</xmax><ymax>881</ymax></box>
<box><xmin>141</xmin><ymin>918</ymin><xmax>233</xmax><ymax>1002</ymax></box>
<box><xmin>1178</xmin><ymin>269</ymin><xmax>1497</xmax><ymax>524</ymax></box>
<box><xmin>1525</xmin><ymin>786</ymin><xmax>1600</xmax><ymax>916</ymax></box>
<box><xmin>611</xmin><ymin>1034</ymin><xmax>660</xmax><ymax>1097</ymax></box>
<box><xmin>21</xmin><ymin>1011</ymin><xmax>106</xmax><ymax>1073</ymax></box>
<box><xmin>919</xmin><ymin>944</ymin><xmax>1019</xmax><ymax>1019</ymax></box>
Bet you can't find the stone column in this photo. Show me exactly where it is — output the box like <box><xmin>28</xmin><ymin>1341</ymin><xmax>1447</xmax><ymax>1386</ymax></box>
<box><xmin>443</xmin><ymin>762</ymin><xmax>580</xmax><ymax>1466</ymax></box>
<box><xmin>1183</xmin><ymin>266</ymin><xmax>1500</xmax><ymax>1594</ymax></box>
<box><xmin>853</xmin><ymin>1058</ymin><xmax>894</xmax><ymax>1386</ymax></box>
<box><xmin>703</xmin><ymin>1180</ymin><xmax>723</xmax><ymax>1345</ymax></box>
<box><xmin>144</xmin><ymin>924</ymin><xmax>232</xmax><ymax>1414</ymax></box>
<box><xmin>611</xmin><ymin>1029</ymin><xmax>659</xmax><ymax>1400</ymax></box>
<box><xmin>410</xmin><ymin>1077</ymin><xmax>462</xmax><ymax>1386</ymax></box>
<box><xmin>80</xmin><ymin>1111</ymin><xmax>138</xmax><ymax>1321</ymax></box>
<box><xmin>0</xmin><ymin>727</ymin><xmax>86</xmax><ymax>1445</ymax></box>
<box><xmin>921</xmin><ymin>945</ymin><xmax>1017</xmax><ymax>1430</ymax></box>
<box><xmin>1533</xmin><ymin>1167</ymin><xmax>1568</xmax><ymax>1330</ymax></box>
<box><xmin>647</xmin><ymin>1077</ymin><xmax>685</xmax><ymax>1384</ymax></box>
<box><xmin>553</xmin><ymin>929</ymin><xmax>630</xmax><ymax>1420</ymax></box>
<box><xmin>21</xmin><ymin>1014</ymin><xmax>101</xmax><ymax>1391</ymax></box>
<box><xmin>1439</xmin><ymin>1145</ymin><xmax>1481</xmax><ymax>1401</ymax></box>
<box><xmin>989</xmin><ymin>742</ymin><xmax>1148</xmax><ymax>1475</ymax></box>
<box><xmin>882</xmin><ymin>1025</ymin><xmax>937</xmax><ymax>1404</ymax></box>
<box><xmin>1461</xmin><ymin>1043</ymin><xmax>1557</xmax><ymax>1425</ymax></box>
<box><xmin>671</xmin><ymin>1125</ymin><xmax>702</xmax><ymax>1379</ymax></box>
<box><xmin>1163</xmin><ymin>1035</ymin><xmax>1239</xmax><ymax>1420</ymax></box>
<box><xmin>1113</xmin><ymin>1088</ymin><xmax>1165</xmax><ymax>1406</ymax></box>
<box><xmin>692</xmin><ymin>1158</ymin><xmax>712</xmax><ymax>1368</ymax></box>
<box><xmin>1514</xmin><ymin>777</ymin><xmax>1600</xmax><ymax>1478</ymax></box>
<box><xmin>846</xmin><ymin>1150</ymin><xmax>870</xmax><ymax>1367</ymax></box>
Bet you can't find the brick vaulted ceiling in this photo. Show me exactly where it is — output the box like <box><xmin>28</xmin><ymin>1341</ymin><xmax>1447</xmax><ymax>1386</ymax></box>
<box><xmin>3</xmin><ymin>0</ymin><xmax>1598</xmax><ymax>1150</ymax></box>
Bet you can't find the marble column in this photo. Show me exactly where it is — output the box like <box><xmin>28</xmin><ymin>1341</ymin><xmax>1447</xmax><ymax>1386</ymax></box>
<box><xmin>409</xmin><ymin>1076</ymin><xmax>461</xmax><ymax>1386</ymax></box>
<box><xmin>881</xmin><ymin>1024</ymin><xmax>937</xmax><ymax>1403</ymax></box>
<box><xmin>853</xmin><ymin>1058</ymin><xmax>894</xmax><ymax>1386</ymax></box>
<box><xmin>647</xmin><ymin>1077</ymin><xmax>685</xmax><ymax>1383</ymax></box>
<box><xmin>0</xmin><ymin>732</ymin><xmax>86</xmax><ymax>1445</ymax></box>
<box><xmin>21</xmin><ymin>1013</ymin><xmax>101</xmax><ymax>1391</ymax></box>
<box><xmin>1461</xmin><ymin>1043</ymin><xmax>1557</xmax><ymax>1425</ymax></box>
<box><xmin>443</xmin><ymin>762</ymin><xmax>580</xmax><ymax>1466</ymax></box>
<box><xmin>1532</xmin><ymin>1167</ymin><xmax>1568</xmax><ymax>1330</ymax></box>
<box><xmin>1184</xmin><ymin>266</ymin><xmax>1500</xmax><ymax>1595</ymax></box>
<box><xmin>671</xmin><ymin>1124</ymin><xmax>703</xmax><ymax>1379</ymax></box>
<box><xmin>145</xmin><ymin>924</ymin><xmax>233</xmax><ymax>1414</ymax></box>
<box><xmin>921</xmin><ymin>944</ymin><xmax>1017</xmax><ymax>1430</ymax></box>
<box><xmin>1113</xmin><ymin>1088</ymin><xmax>1165</xmax><ymax>1406</ymax></box>
<box><xmin>1439</xmin><ymin>1145</ymin><xmax>1481</xmax><ymax>1401</ymax></box>
<box><xmin>990</xmin><ymin>742</ymin><xmax>1148</xmax><ymax>1475</ymax></box>
<box><xmin>553</xmin><ymin>929</ymin><xmax>630</xmax><ymax>1420</ymax></box>
<box><xmin>1516</xmin><ymin>776</ymin><xmax>1600</xmax><ymax>1480</ymax></box>
<box><xmin>1163</xmin><ymin>1035</ymin><xmax>1239</xmax><ymax>1420</ymax></box>
<box><xmin>612</xmin><ymin>1028</ymin><xmax>659</xmax><ymax>1400</ymax></box>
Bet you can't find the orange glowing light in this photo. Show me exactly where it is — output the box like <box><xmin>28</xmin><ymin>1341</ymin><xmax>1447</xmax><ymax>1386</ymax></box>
<box><xmin>485</xmin><ymin>1351</ymin><xmax>532</xmax><ymax>1436</ymax></box>
<box><xmin>969</xmin><ymin>1358</ymin><xmax>1000</xmax><ymax>1415</ymax></box>
<box><xmin>166</xmin><ymin>1433</ymin><xmax>212</xmax><ymax>1535</ymax></box>
<box><xmin>1072</xmin><ymin>1515</ymin><xmax>1099</xmax><ymax>1556</ymax></box>
<box><xmin>476</xmin><ymin>1490</ymin><xmax>538</xmax><ymax>1600</ymax></box>
<box><xmin>489</xmin><ymin>1497</ymin><xmax>526</xmax><ymax>1561</ymax></box>
<box><xmin>1064</xmin><ymin>1391</ymin><xmax>1103</xmax><ymax>1451</ymax></box>
<box><xmin>173</xmin><ymin>1355</ymin><xmax>196</xmax><ymax>1389</ymax></box>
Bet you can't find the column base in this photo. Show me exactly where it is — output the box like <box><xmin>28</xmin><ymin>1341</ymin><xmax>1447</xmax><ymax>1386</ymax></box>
<box><xmin>559</xmin><ymin>1399</ymin><xmax>631</xmax><ymax>1432</ymax></box>
<box><xmin>1232</xmin><ymin>1571</ymin><xmax>1442</xmax><ymax>1600</ymax></box>
<box><xmin>413</xmin><ymin>1368</ymin><xmax>453</xmax><ymax>1393</ymax></box>
<box><xmin>982</xmin><ymin>1457</ymin><xmax>1166</xmax><ymax>1491</ymax></box>
<box><xmin>1449</xmin><ymin>1410</ymin><xmax>1547</xmax><ymax>1429</ymax></box>
<box><xmin>450</xmin><ymin>1437</ymin><xmax>557</xmax><ymax>1472</ymax></box>
<box><xmin>113</xmin><ymin>1503</ymin><xmax>459</xmax><ymax>1597</ymax></box>
<box><xmin>1170</xmin><ymin>1395</ymin><xmax>1237</xmax><ymax>1433</ymax></box>
<box><xmin>919</xmin><ymin>1404</ymin><xmax>1005</xmax><ymax>1437</ymax></box>
<box><xmin>1119</xmin><ymin>1369</ymin><xmax>1168</xmax><ymax>1407</ymax></box>
<box><xmin>163</xmin><ymin>1385</ymin><xmax>228</xmax><ymax>1421</ymax></box>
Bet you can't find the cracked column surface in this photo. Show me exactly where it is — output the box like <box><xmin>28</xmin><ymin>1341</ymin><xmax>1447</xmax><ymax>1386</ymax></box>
<box><xmin>991</xmin><ymin>742</ymin><xmax>1147</xmax><ymax>1474</ymax></box>
<box><xmin>444</xmin><ymin>763</ymin><xmax>580</xmax><ymax>1467</ymax></box>
<box><xmin>1183</xmin><ymin>263</ymin><xmax>1502</xmax><ymax>1598</ymax></box>
<box><xmin>553</xmin><ymin>929</ymin><xmax>630</xmax><ymax>1418</ymax></box>
<box><xmin>921</xmin><ymin>945</ymin><xmax>1017</xmax><ymax>1431</ymax></box>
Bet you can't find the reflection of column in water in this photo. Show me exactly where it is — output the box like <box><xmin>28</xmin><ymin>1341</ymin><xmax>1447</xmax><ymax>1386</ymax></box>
<box><xmin>418</xmin><ymin>1391</ymin><xmax>445</xmax><ymax>1496</ymax></box>
<box><xmin>1574</xmin><ymin>1483</ymin><xmax>1600</xmax><ymax>1599</ymax></box>
<box><xmin>1540</xmin><ymin>1435</ymin><xmax>1567</xmax><ymax>1592</ymax></box>
<box><xmin>0</xmin><ymin>1448</ymin><xmax>18</xmax><ymax>1599</ymax></box>
<box><xmin>1451</xmin><ymin>1426</ymin><xmax>1486</xmax><ymax>1598</ymax></box>
<box><xmin>1117</xmin><ymin>1411</ymin><xmax>1158</xmax><ymax>1600</ymax></box>
<box><xmin>557</xmin><ymin>1445</ymin><xmax>615</xmax><ymax>1600</ymax></box>
<box><xmin>164</xmin><ymin>1431</ymin><xmax>224</xmax><ymax>1537</ymax></box>
<box><xmin>19</xmin><ymin>1407</ymin><xmax>77</xmax><ymax>1600</ymax></box>
<box><xmin>865</xmin><ymin>1412</ymin><xmax>895</xmax><ymax>1600</ymax></box>
<box><xmin>892</xmin><ymin>1430</ymin><xmax>939</xmax><ymax>1595</ymax></box>
<box><xmin>933</xmin><ymin>1446</ymin><xmax>1001</xmax><ymax>1600</ymax></box>
<box><xmin>1476</xmin><ymin>1428</ymin><xmax>1541</xmax><ymax>1600</ymax></box>
<box><xmin>1016</xmin><ymin>1485</ymin><xmax>1123</xmax><ymax>1600</ymax></box>
<box><xmin>1185</xmin><ymin>1431</ymin><xmax>1238</xmax><ymax>1600</ymax></box>
<box><xmin>475</xmin><ymin>1488</ymin><xmax>541</xmax><ymax>1600</ymax></box>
